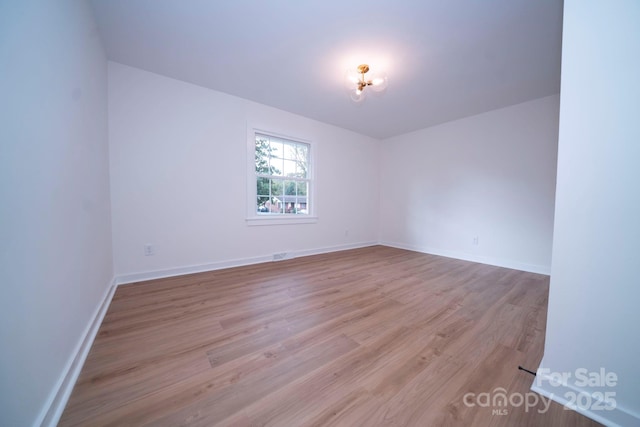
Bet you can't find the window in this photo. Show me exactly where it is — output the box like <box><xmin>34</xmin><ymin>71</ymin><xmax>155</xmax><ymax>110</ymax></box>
<box><xmin>247</xmin><ymin>130</ymin><xmax>316</xmax><ymax>225</ymax></box>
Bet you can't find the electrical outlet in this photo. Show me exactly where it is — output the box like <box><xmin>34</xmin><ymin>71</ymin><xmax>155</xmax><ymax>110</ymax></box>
<box><xmin>144</xmin><ymin>244</ymin><xmax>154</xmax><ymax>256</ymax></box>
<box><xmin>472</xmin><ymin>236</ymin><xmax>479</xmax><ymax>245</ymax></box>
<box><xmin>344</xmin><ymin>229</ymin><xmax>349</xmax><ymax>237</ymax></box>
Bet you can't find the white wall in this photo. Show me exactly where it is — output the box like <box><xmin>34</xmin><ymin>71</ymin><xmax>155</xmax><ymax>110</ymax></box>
<box><xmin>109</xmin><ymin>63</ymin><xmax>379</xmax><ymax>280</ymax></box>
<box><xmin>534</xmin><ymin>2</ymin><xmax>640</xmax><ymax>426</ymax></box>
<box><xmin>378</xmin><ymin>95</ymin><xmax>559</xmax><ymax>274</ymax></box>
<box><xmin>0</xmin><ymin>1</ymin><xmax>113</xmax><ymax>426</ymax></box>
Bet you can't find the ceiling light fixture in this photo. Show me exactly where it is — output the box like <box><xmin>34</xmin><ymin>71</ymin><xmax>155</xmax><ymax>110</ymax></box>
<box><xmin>345</xmin><ymin>64</ymin><xmax>388</xmax><ymax>103</ymax></box>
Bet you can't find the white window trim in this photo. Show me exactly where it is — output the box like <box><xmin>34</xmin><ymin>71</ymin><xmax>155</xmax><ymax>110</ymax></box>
<box><xmin>246</xmin><ymin>125</ymin><xmax>318</xmax><ymax>226</ymax></box>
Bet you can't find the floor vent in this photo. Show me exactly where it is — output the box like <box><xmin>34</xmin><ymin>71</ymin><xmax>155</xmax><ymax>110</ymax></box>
<box><xmin>272</xmin><ymin>252</ymin><xmax>288</xmax><ymax>261</ymax></box>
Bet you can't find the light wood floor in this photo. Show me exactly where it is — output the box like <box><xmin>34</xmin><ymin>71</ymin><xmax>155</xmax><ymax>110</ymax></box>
<box><xmin>60</xmin><ymin>246</ymin><xmax>601</xmax><ymax>426</ymax></box>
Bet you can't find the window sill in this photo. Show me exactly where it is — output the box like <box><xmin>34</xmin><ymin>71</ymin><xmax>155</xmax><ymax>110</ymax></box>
<box><xmin>246</xmin><ymin>216</ymin><xmax>318</xmax><ymax>226</ymax></box>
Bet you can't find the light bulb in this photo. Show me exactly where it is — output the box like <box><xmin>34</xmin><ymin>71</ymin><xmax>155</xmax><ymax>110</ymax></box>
<box><xmin>370</xmin><ymin>73</ymin><xmax>388</xmax><ymax>93</ymax></box>
<box><xmin>350</xmin><ymin>88</ymin><xmax>366</xmax><ymax>103</ymax></box>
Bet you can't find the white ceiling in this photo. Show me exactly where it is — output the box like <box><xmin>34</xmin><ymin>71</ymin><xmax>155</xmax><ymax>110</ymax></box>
<box><xmin>89</xmin><ymin>0</ymin><xmax>563</xmax><ymax>139</ymax></box>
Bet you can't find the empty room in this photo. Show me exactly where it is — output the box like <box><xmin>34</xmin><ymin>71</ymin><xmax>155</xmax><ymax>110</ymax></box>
<box><xmin>1</xmin><ymin>1</ymin><xmax>639</xmax><ymax>426</ymax></box>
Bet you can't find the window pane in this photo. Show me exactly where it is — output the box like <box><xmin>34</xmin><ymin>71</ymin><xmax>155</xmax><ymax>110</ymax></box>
<box><xmin>263</xmin><ymin>197</ymin><xmax>283</xmax><ymax>214</ymax></box>
<box><xmin>283</xmin><ymin>142</ymin><xmax>297</xmax><ymax>160</ymax></box>
<box><xmin>296</xmin><ymin>145</ymin><xmax>309</xmax><ymax>179</ymax></box>
<box><xmin>255</xmin><ymin>137</ymin><xmax>270</xmax><ymax>174</ymax></box>
<box><xmin>257</xmin><ymin>196</ymin><xmax>270</xmax><ymax>213</ymax></box>
<box><xmin>297</xmin><ymin>198</ymin><xmax>309</xmax><ymax>214</ymax></box>
<box><xmin>269</xmin><ymin>140</ymin><xmax>284</xmax><ymax>159</ymax></box>
<box><xmin>269</xmin><ymin>155</ymin><xmax>283</xmax><ymax>176</ymax></box>
<box><xmin>282</xmin><ymin>143</ymin><xmax>308</xmax><ymax>175</ymax></box>
<box><xmin>270</xmin><ymin>179</ymin><xmax>283</xmax><ymax>198</ymax></box>
<box><xmin>296</xmin><ymin>181</ymin><xmax>307</xmax><ymax>196</ymax></box>
<box><xmin>296</xmin><ymin>143</ymin><xmax>308</xmax><ymax>160</ymax></box>
<box><xmin>283</xmin><ymin>159</ymin><xmax>297</xmax><ymax>177</ymax></box>
<box><xmin>296</xmin><ymin>161</ymin><xmax>307</xmax><ymax>178</ymax></box>
<box><xmin>257</xmin><ymin>177</ymin><xmax>270</xmax><ymax>196</ymax></box>
<box><xmin>284</xmin><ymin>180</ymin><xmax>296</xmax><ymax>196</ymax></box>
<box><xmin>269</xmin><ymin>197</ymin><xmax>284</xmax><ymax>214</ymax></box>
<box><xmin>284</xmin><ymin>200</ymin><xmax>296</xmax><ymax>214</ymax></box>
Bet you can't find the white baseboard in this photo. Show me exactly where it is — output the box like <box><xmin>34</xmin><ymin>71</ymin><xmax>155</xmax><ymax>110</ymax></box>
<box><xmin>35</xmin><ymin>277</ymin><xmax>117</xmax><ymax>427</ymax></box>
<box><xmin>291</xmin><ymin>241</ymin><xmax>378</xmax><ymax>259</ymax></box>
<box><xmin>531</xmin><ymin>367</ymin><xmax>640</xmax><ymax>427</ymax></box>
<box><xmin>379</xmin><ymin>240</ymin><xmax>550</xmax><ymax>275</ymax></box>
<box><xmin>116</xmin><ymin>241</ymin><xmax>378</xmax><ymax>285</ymax></box>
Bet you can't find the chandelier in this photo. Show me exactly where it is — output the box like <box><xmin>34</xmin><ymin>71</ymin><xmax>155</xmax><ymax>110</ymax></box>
<box><xmin>344</xmin><ymin>64</ymin><xmax>388</xmax><ymax>103</ymax></box>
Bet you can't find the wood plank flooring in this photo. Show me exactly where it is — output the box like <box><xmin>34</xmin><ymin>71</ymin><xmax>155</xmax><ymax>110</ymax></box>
<box><xmin>59</xmin><ymin>246</ymin><xmax>601</xmax><ymax>426</ymax></box>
